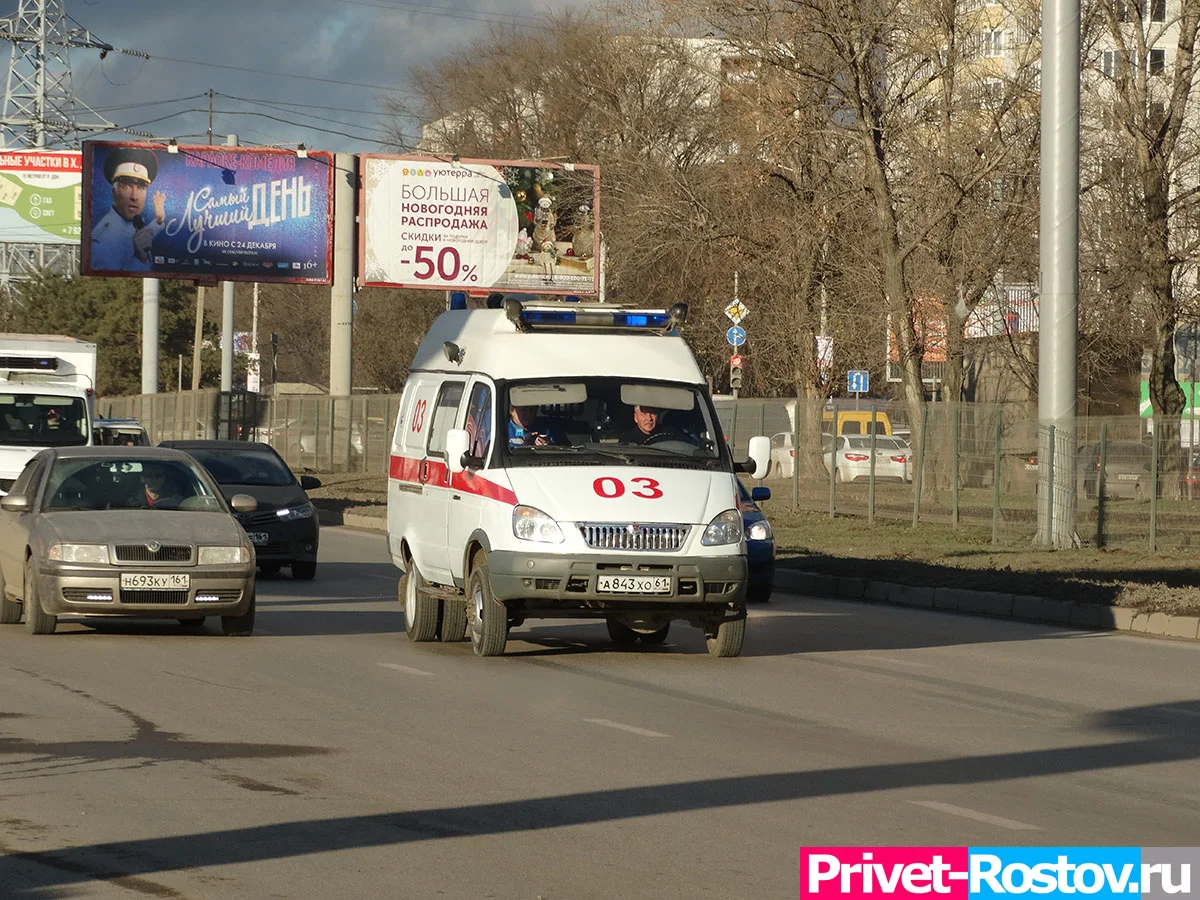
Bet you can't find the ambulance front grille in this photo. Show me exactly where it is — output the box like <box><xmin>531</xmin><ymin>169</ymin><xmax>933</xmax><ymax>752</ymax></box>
<box><xmin>577</xmin><ymin>523</ymin><xmax>689</xmax><ymax>552</ymax></box>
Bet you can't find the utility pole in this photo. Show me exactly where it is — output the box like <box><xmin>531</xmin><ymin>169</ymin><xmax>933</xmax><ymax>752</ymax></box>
<box><xmin>207</xmin><ymin>88</ymin><xmax>213</xmax><ymax>145</ymax></box>
<box><xmin>329</xmin><ymin>152</ymin><xmax>356</xmax><ymax>396</ymax></box>
<box><xmin>220</xmin><ymin>133</ymin><xmax>237</xmax><ymax>392</ymax></box>
<box><xmin>190</xmin><ymin>285</ymin><xmax>204</xmax><ymax>391</ymax></box>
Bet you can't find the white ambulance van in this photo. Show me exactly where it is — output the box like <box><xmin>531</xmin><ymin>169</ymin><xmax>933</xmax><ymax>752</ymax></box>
<box><xmin>387</xmin><ymin>298</ymin><xmax>770</xmax><ymax>658</ymax></box>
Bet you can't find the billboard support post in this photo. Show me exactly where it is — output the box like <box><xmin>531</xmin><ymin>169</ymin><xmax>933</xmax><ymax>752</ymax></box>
<box><xmin>220</xmin><ymin>134</ymin><xmax>238</xmax><ymax>393</ymax></box>
<box><xmin>141</xmin><ymin>278</ymin><xmax>159</xmax><ymax>394</ymax></box>
<box><xmin>191</xmin><ymin>285</ymin><xmax>204</xmax><ymax>391</ymax></box>
<box><xmin>329</xmin><ymin>152</ymin><xmax>356</xmax><ymax>397</ymax></box>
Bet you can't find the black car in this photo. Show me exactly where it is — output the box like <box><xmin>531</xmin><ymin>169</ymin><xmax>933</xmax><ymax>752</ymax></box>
<box><xmin>159</xmin><ymin>440</ymin><xmax>321</xmax><ymax>579</ymax></box>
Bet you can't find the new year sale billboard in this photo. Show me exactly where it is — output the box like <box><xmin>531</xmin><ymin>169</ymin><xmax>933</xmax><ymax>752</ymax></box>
<box><xmin>82</xmin><ymin>141</ymin><xmax>333</xmax><ymax>283</ymax></box>
<box><xmin>359</xmin><ymin>155</ymin><xmax>600</xmax><ymax>295</ymax></box>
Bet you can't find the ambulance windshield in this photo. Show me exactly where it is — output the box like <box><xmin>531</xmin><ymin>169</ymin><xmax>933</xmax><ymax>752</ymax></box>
<box><xmin>504</xmin><ymin>378</ymin><xmax>724</xmax><ymax>468</ymax></box>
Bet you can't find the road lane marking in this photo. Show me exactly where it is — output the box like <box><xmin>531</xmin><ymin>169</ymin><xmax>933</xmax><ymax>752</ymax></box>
<box><xmin>909</xmin><ymin>800</ymin><xmax>1040</xmax><ymax>831</ymax></box>
<box><xmin>378</xmin><ymin>662</ymin><xmax>435</xmax><ymax>677</ymax></box>
<box><xmin>584</xmin><ymin>718</ymin><xmax>669</xmax><ymax>738</ymax></box>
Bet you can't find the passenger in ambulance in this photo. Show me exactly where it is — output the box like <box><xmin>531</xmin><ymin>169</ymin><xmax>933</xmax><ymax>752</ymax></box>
<box><xmin>507</xmin><ymin>405</ymin><xmax>564</xmax><ymax>447</ymax></box>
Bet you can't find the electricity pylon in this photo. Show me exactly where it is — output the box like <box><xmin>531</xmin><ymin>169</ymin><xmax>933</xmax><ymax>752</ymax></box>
<box><xmin>0</xmin><ymin>0</ymin><xmax>116</xmax><ymax>289</ymax></box>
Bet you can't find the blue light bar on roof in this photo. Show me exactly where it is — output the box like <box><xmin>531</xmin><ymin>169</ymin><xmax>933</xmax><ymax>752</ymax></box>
<box><xmin>612</xmin><ymin>312</ymin><xmax>671</xmax><ymax>328</ymax></box>
<box><xmin>522</xmin><ymin>309</ymin><xmax>578</xmax><ymax>325</ymax></box>
<box><xmin>507</xmin><ymin>298</ymin><xmax>688</xmax><ymax>334</ymax></box>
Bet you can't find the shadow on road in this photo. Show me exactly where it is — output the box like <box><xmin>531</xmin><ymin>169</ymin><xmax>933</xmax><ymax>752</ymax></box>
<box><xmin>1</xmin><ymin>699</ymin><xmax>1198</xmax><ymax>895</ymax></box>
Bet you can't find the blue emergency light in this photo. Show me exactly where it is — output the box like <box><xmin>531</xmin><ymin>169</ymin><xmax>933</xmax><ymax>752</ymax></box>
<box><xmin>505</xmin><ymin>297</ymin><xmax>688</xmax><ymax>334</ymax></box>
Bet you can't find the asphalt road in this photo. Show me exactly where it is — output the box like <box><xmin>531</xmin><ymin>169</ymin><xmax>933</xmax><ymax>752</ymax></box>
<box><xmin>1</xmin><ymin>526</ymin><xmax>1199</xmax><ymax>899</ymax></box>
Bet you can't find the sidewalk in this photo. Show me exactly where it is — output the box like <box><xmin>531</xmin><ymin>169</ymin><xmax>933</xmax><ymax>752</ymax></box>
<box><xmin>320</xmin><ymin>508</ymin><xmax>1200</xmax><ymax>642</ymax></box>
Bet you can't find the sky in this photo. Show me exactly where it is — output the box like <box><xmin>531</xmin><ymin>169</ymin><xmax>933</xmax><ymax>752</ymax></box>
<box><xmin>7</xmin><ymin>0</ymin><xmax>581</xmax><ymax>154</ymax></box>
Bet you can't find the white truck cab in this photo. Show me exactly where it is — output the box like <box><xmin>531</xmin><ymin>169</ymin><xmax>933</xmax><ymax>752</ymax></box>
<box><xmin>0</xmin><ymin>334</ymin><xmax>97</xmax><ymax>495</ymax></box>
<box><xmin>387</xmin><ymin>298</ymin><xmax>770</xmax><ymax>657</ymax></box>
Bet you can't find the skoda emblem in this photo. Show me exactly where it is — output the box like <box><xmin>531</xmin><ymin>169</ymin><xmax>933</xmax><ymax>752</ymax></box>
<box><xmin>147</xmin><ymin>541</ymin><xmax>161</xmax><ymax>553</ymax></box>
<box><xmin>627</xmin><ymin>524</ymin><xmax>641</xmax><ymax>535</ymax></box>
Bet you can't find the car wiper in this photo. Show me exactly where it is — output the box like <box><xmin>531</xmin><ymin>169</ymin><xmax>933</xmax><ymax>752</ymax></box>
<box><xmin>542</xmin><ymin>444</ymin><xmax>639</xmax><ymax>464</ymax></box>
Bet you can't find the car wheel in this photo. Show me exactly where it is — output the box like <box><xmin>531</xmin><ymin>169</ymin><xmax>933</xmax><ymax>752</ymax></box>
<box><xmin>0</xmin><ymin>569</ymin><xmax>19</xmax><ymax>625</ymax></box>
<box><xmin>402</xmin><ymin>562</ymin><xmax>439</xmax><ymax>642</ymax></box>
<box><xmin>636</xmin><ymin>622</ymin><xmax>670</xmax><ymax>645</ymax></box>
<box><xmin>23</xmin><ymin>560</ymin><xmax>56</xmax><ymax>635</ymax></box>
<box><xmin>178</xmin><ymin>617</ymin><xmax>206</xmax><ymax>630</ymax></box>
<box><xmin>438</xmin><ymin>599</ymin><xmax>468</xmax><ymax>642</ymax></box>
<box><xmin>291</xmin><ymin>560</ymin><xmax>317</xmax><ymax>580</ymax></box>
<box><xmin>259</xmin><ymin>561</ymin><xmax>283</xmax><ymax>576</ymax></box>
<box><xmin>705</xmin><ymin>615</ymin><xmax>745</xmax><ymax>658</ymax></box>
<box><xmin>468</xmin><ymin>560</ymin><xmax>508</xmax><ymax>657</ymax></box>
<box><xmin>746</xmin><ymin>583</ymin><xmax>773</xmax><ymax>604</ymax></box>
<box><xmin>220</xmin><ymin>592</ymin><xmax>255</xmax><ymax>636</ymax></box>
<box><xmin>606</xmin><ymin>617</ymin><xmax>638</xmax><ymax>647</ymax></box>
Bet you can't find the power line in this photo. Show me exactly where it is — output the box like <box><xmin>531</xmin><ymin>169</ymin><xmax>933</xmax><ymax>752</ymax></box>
<box><xmin>209</xmin><ymin>107</ymin><xmax>402</xmax><ymax>146</ymax></box>
<box><xmin>214</xmin><ymin>96</ymin><xmax>398</xmax><ymax>138</ymax></box>
<box><xmin>337</xmin><ymin>0</ymin><xmax>547</xmax><ymax>27</ymax></box>
<box><xmin>145</xmin><ymin>53</ymin><xmax>400</xmax><ymax>91</ymax></box>
<box><xmin>216</xmin><ymin>91</ymin><xmax>417</xmax><ymax>120</ymax></box>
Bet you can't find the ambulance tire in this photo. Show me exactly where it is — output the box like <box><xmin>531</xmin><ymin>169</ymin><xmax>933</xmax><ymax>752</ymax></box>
<box><xmin>705</xmin><ymin>615</ymin><xmax>745</xmax><ymax>658</ymax></box>
<box><xmin>403</xmin><ymin>564</ymin><xmax>440</xmax><ymax>642</ymax></box>
<box><xmin>468</xmin><ymin>562</ymin><xmax>508</xmax><ymax>657</ymax></box>
<box><xmin>605</xmin><ymin>617</ymin><xmax>638</xmax><ymax>647</ymax></box>
<box><xmin>439</xmin><ymin>599</ymin><xmax>469</xmax><ymax>642</ymax></box>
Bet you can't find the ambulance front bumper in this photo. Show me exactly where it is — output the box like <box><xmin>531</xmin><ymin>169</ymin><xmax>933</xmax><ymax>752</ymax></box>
<box><xmin>486</xmin><ymin>550</ymin><xmax>747</xmax><ymax>609</ymax></box>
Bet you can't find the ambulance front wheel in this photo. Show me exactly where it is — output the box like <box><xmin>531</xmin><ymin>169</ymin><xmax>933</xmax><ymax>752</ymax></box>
<box><xmin>705</xmin><ymin>615</ymin><xmax>745</xmax><ymax>658</ymax></box>
<box><xmin>403</xmin><ymin>562</ymin><xmax>440</xmax><ymax>642</ymax></box>
<box><xmin>468</xmin><ymin>560</ymin><xmax>508</xmax><ymax>657</ymax></box>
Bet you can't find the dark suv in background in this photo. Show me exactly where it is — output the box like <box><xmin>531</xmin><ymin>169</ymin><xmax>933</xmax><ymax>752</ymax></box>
<box><xmin>160</xmin><ymin>440</ymin><xmax>321</xmax><ymax>578</ymax></box>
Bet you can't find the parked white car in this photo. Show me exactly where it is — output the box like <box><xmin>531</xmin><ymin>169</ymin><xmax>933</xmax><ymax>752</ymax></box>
<box><xmin>770</xmin><ymin>432</ymin><xmax>795</xmax><ymax>478</ymax></box>
<box><xmin>822</xmin><ymin>434</ymin><xmax>911</xmax><ymax>483</ymax></box>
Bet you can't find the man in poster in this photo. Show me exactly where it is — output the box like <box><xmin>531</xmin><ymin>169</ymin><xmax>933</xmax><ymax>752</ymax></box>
<box><xmin>90</xmin><ymin>147</ymin><xmax>166</xmax><ymax>272</ymax></box>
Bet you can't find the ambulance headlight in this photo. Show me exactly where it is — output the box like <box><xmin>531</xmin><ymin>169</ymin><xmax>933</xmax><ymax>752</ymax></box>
<box><xmin>701</xmin><ymin>509</ymin><xmax>743</xmax><ymax>546</ymax></box>
<box><xmin>512</xmin><ymin>505</ymin><xmax>564</xmax><ymax>543</ymax></box>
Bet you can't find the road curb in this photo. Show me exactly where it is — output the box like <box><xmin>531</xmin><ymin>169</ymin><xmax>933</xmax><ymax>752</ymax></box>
<box><xmin>318</xmin><ymin>507</ymin><xmax>1199</xmax><ymax>642</ymax></box>
<box><xmin>774</xmin><ymin>569</ymin><xmax>1200</xmax><ymax>641</ymax></box>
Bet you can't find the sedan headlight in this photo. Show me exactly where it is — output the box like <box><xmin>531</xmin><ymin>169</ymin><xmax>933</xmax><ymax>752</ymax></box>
<box><xmin>198</xmin><ymin>546</ymin><xmax>250</xmax><ymax>565</ymax></box>
<box><xmin>512</xmin><ymin>505</ymin><xmax>564</xmax><ymax>543</ymax></box>
<box><xmin>276</xmin><ymin>503</ymin><xmax>314</xmax><ymax>520</ymax></box>
<box><xmin>48</xmin><ymin>543</ymin><xmax>110</xmax><ymax>564</ymax></box>
<box><xmin>746</xmin><ymin>519</ymin><xmax>773</xmax><ymax>542</ymax></box>
<box><xmin>701</xmin><ymin>509</ymin><xmax>743</xmax><ymax>546</ymax></box>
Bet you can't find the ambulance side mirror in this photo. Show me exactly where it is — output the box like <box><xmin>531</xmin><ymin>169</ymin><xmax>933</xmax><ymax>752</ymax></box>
<box><xmin>446</xmin><ymin>428</ymin><xmax>471</xmax><ymax>474</ymax></box>
<box><xmin>736</xmin><ymin>435</ymin><xmax>770</xmax><ymax>480</ymax></box>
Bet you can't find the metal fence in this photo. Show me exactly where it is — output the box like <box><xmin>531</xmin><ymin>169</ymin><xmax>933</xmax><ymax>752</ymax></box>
<box><xmin>102</xmin><ymin>390</ymin><xmax>1200</xmax><ymax>551</ymax></box>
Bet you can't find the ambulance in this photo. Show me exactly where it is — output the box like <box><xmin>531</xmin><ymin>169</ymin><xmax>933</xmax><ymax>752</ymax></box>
<box><xmin>386</xmin><ymin>298</ymin><xmax>770</xmax><ymax>658</ymax></box>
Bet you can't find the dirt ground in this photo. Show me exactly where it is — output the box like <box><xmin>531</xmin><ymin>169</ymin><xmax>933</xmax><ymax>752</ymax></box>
<box><xmin>305</xmin><ymin>471</ymin><xmax>1200</xmax><ymax>616</ymax></box>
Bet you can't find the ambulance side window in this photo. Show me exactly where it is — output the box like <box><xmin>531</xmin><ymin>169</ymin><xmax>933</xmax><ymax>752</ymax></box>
<box><xmin>427</xmin><ymin>382</ymin><xmax>466</xmax><ymax>458</ymax></box>
<box><xmin>464</xmin><ymin>382</ymin><xmax>493</xmax><ymax>464</ymax></box>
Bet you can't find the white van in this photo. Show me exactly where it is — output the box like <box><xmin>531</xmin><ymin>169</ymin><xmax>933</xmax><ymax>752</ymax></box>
<box><xmin>386</xmin><ymin>299</ymin><xmax>770</xmax><ymax>658</ymax></box>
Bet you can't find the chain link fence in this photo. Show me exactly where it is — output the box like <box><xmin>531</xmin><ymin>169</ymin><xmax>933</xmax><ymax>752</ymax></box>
<box><xmin>102</xmin><ymin>390</ymin><xmax>1200</xmax><ymax>551</ymax></box>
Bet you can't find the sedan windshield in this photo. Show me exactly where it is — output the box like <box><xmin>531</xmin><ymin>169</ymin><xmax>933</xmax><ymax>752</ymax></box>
<box><xmin>503</xmin><ymin>378</ymin><xmax>723</xmax><ymax>469</ymax></box>
<box><xmin>181</xmin><ymin>448</ymin><xmax>295</xmax><ymax>486</ymax></box>
<box><xmin>42</xmin><ymin>458</ymin><xmax>224</xmax><ymax>512</ymax></box>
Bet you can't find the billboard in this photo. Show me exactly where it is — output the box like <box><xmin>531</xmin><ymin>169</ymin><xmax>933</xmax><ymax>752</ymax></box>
<box><xmin>0</xmin><ymin>150</ymin><xmax>81</xmax><ymax>245</ymax></box>
<box><xmin>359</xmin><ymin>155</ymin><xmax>600</xmax><ymax>295</ymax></box>
<box><xmin>82</xmin><ymin>141</ymin><xmax>333</xmax><ymax>283</ymax></box>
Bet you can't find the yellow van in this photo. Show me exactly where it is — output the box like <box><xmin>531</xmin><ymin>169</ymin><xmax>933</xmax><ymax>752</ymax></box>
<box><xmin>822</xmin><ymin>409</ymin><xmax>893</xmax><ymax>436</ymax></box>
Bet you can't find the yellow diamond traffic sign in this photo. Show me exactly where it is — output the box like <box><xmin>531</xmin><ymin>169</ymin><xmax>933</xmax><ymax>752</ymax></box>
<box><xmin>724</xmin><ymin>299</ymin><xmax>750</xmax><ymax>325</ymax></box>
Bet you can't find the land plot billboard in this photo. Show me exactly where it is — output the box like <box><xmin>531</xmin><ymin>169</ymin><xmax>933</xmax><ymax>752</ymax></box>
<box><xmin>360</xmin><ymin>155</ymin><xmax>600</xmax><ymax>295</ymax></box>
<box><xmin>82</xmin><ymin>141</ymin><xmax>333</xmax><ymax>283</ymax></box>
<box><xmin>0</xmin><ymin>150</ymin><xmax>82</xmax><ymax>245</ymax></box>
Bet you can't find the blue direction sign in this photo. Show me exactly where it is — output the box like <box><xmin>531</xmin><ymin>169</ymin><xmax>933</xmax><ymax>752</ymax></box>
<box><xmin>847</xmin><ymin>369</ymin><xmax>870</xmax><ymax>393</ymax></box>
<box><xmin>726</xmin><ymin>325</ymin><xmax>747</xmax><ymax>347</ymax></box>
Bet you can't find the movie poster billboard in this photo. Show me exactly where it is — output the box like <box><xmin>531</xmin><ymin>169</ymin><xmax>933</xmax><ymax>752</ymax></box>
<box><xmin>0</xmin><ymin>150</ymin><xmax>81</xmax><ymax>245</ymax></box>
<box><xmin>359</xmin><ymin>155</ymin><xmax>600</xmax><ymax>295</ymax></box>
<box><xmin>82</xmin><ymin>141</ymin><xmax>333</xmax><ymax>284</ymax></box>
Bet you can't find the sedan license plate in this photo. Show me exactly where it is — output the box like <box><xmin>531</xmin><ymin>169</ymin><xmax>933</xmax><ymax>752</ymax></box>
<box><xmin>1116</xmin><ymin>474</ymin><xmax>1139</xmax><ymax>481</ymax></box>
<box><xmin>120</xmin><ymin>572</ymin><xmax>190</xmax><ymax>590</ymax></box>
<box><xmin>597</xmin><ymin>575</ymin><xmax>672</xmax><ymax>594</ymax></box>
<box><xmin>247</xmin><ymin>532</ymin><xmax>269</xmax><ymax>545</ymax></box>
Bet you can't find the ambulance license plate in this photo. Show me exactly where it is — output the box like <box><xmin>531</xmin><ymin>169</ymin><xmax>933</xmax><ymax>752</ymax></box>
<box><xmin>597</xmin><ymin>575</ymin><xmax>672</xmax><ymax>594</ymax></box>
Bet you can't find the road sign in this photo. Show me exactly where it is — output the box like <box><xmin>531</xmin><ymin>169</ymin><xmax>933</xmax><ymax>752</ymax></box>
<box><xmin>726</xmin><ymin>325</ymin><xmax>746</xmax><ymax>347</ymax></box>
<box><xmin>730</xmin><ymin>354</ymin><xmax>743</xmax><ymax>367</ymax></box>
<box><xmin>724</xmin><ymin>299</ymin><xmax>750</xmax><ymax>325</ymax></box>
<box><xmin>847</xmin><ymin>369</ymin><xmax>869</xmax><ymax>393</ymax></box>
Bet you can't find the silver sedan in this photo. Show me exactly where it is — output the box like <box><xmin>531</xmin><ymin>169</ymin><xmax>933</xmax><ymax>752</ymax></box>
<box><xmin>0</xmin><ymin>447</ymin><xmax>258</xmax><ymax>635</ymax></box>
